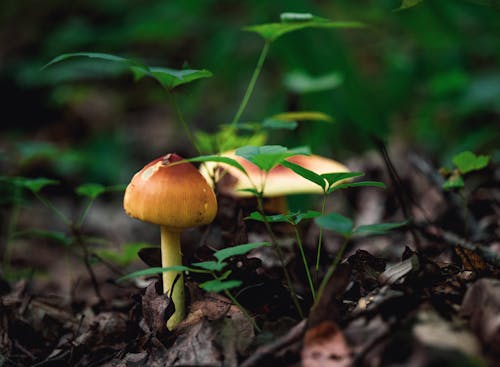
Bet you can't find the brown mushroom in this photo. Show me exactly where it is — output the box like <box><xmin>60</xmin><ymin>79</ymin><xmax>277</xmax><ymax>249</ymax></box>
<box><xmin>124</xmin><ymin>153</ymin><xmax>217</xmax><ymax>329</ymax></box>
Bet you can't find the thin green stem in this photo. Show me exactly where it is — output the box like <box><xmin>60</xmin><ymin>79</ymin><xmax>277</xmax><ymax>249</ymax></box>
<box><xmin>256</xmin><ymin>196</ymin><xmax>304</xmax><ymax>319</ymax></box>
<box><xmin>315</xmin><ymin>194</ymin><xmax>327</xmax><ymax>278</ymax></box>
<box><xmin>169</xmin><ymin>91</ymin><xmax>201</xmax><ymax>155</ymax></box>
<box><xmin>224</xmin><ymin>289</ymin><xmax>261</xmax><ymax>332</ymax></box>
<box><xmin>294</xmin><ymin>226</ymin><xmax>316</xmax><ymax>301</ymax></box>
<box><xmin>315</xmin><ymin>235</ymin><xmax>350</xmax><ymax>305</ymax></box>
<box><xmin>77</xmin><ymin>198</ymin><xmax>95</xmax><ymax>227</ymax></box>
<box><xmin>231</xmin><ymin>41</ymin><xmax>270</xmax><ymax>127</ymax></box>
<box><xmin>33</xmin><ymin>191</ymin><xmax>71</xmax><ymax>226</ymax></box>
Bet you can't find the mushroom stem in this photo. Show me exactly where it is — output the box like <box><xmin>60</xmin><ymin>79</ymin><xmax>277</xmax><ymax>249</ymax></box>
<box><xmin>160</xmin><ymin>225</ymin><xmax>185</xmax><ymax>330</ymax></box>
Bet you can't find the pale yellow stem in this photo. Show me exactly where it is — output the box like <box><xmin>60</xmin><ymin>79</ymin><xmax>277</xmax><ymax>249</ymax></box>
<box><xmin>160</xmin><ymin>226</ymin><xmax>185</xmax><ymax>330</ymax></box>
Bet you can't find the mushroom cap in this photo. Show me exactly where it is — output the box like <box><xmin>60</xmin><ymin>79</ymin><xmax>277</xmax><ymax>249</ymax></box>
<box><xmin>124</xmin><ymin>153</ymin><xmax>217</xmax><ymax>230</ymax></box>
<box><xmin>200</xmin><ymin>151</ymin><xmax>350</xmax><ymax>197</ymax></box>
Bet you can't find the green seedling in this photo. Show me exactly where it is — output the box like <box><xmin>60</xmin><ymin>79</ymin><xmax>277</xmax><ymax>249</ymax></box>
<box><xmin>119</xmin><ymin>242</ymin><xmax>271</xmax><ymax>331</ymax></box>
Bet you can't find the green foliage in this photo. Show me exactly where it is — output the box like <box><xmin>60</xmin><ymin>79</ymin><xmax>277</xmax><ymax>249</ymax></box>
<box><xmin>246</xmin><ymin>210</ymin><xmax>321</xmax><ymax>225</ymax></box>
<box><xmin>452</xmin><ymin>151</ymin><xmax>490</xmax><ymax>174</ymax></box>
<box><xmin>75</xmin><ymin>183</ymin><xmax>106</xmax><ymax>199</ymax></box>
<box><xmin>283</xmin><ymin>70</ymin><xmax>343</xmax><ymax>94</ymax></box>
<box><xmin>44</xmin><ymin>52</ymin><xmax>212</xmax><ymax>91</ymax></box>
<box><xmin>315</xmin><ymin>212</ymin><xmax>407</xmax><ymax>237</ymax></box>
<box><xmin>244</xmin><ymin>12</ymin><xmax>364</xmax><ymax>43</ymax></box>
<box><xmin>396</xmin><ymin>0</ymin><xmax>424</xmax><ymax>11</ymax></box>
<box><xmin>235</xmin><ymin>145</ymin><xmax>310</xmax><ymax>172</ymax></box>
<box><xmin>213</xmin><ymin>242</ymin><xmax>271</xmax><ymax>262</ymax></box>
<box><xmin>95</xmin><ymin>243</ymin><xmax>154</xmax><ymax>267</ymax></box>
<box><xmin>199</xmin><ymin>279</ymin><xmax>243</xmax><ymax>292</ymax></box>
<box><xmin>14</xmin><ymin>177</ymin><xmax>60</xmax><ymax>193</ymax></box>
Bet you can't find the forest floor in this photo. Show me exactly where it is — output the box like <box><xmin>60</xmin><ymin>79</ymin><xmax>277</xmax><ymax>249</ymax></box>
<box><xmin>1</xmin><ymin>148</ymin><xmax>499</xmax><ymax>367</ymax></box>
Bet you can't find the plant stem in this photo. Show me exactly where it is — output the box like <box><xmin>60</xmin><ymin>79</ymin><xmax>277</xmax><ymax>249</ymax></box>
<box><xmin>294</xmin><ymin>226</ymin><xmax>316</xmax><ymax>301</ymax></box>
<box><xmin>256</xmin><ymin>196</ymin><xmax>304</xmax><ymax>319</ymax></box>
<box><xmin>161</xmin><ymin>226</ymin><xmax>185</xmax><ymax>330</ymax></box>
<box><xmin>33</xmin><ymin>191</ymin><xmax>71</xmax><ymax>226</ymax></box>
<box><xmin>231</xmin><ymin>41</ymin><xmax>270</xmax><ymax>127</ymax></box>
<box><xmin>315</xmin><ymin>235</ymin><xmax>350</xmax><ymax>305</ymax></box>
<box><xmin>169</xmin><ymin>91</ymin><xmax>201</xmax><ymax>155</ymax></box>
<box><xmin>315</xmin><ymin>194</ymin><xmax>327</xmax><ymax>281</ymax></box>
<box><xmin>224</xmin><ymin>289</ymin><xmax>261</xmax><ymax>332</ymax></box>
<box><xmin>77</xmin><ymin>198</ymin><xmax>95</xmax><ymax>227</ymax></box>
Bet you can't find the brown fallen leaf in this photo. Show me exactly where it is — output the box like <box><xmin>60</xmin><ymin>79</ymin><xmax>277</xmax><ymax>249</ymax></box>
<box><xmin>302</xmin><ymin>320</ymin><xmax>352</xmax><ymax>367</ymax></box>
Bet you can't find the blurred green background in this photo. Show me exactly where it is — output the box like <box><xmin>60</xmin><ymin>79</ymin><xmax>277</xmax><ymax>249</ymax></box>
<box><xmin>1</xmin><ymin>0</ymin><xmax>499</xmax><ymax>185</ymax></box>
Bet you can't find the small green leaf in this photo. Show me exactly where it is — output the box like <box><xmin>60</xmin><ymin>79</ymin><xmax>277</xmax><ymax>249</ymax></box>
<box><xmin>315</xmin><ymin>212</ymin><xmax>354</xmax><ymax>236</ymax></box>
<box><xmin>192</xmin><ymin>261</ymin><xmax>227</xmax><ymax>272</ymax></box>
<box><xmin>214</xmin><ymin>242</ymin><xmax>271</xmax><ymax>263</ymax></box>
<box><xmin>244</xmin><ymin>13</ymin><xmax>365</xmax><ymax>43</ymax></box>
<box><xmin>245</xmin><ymin>211</ymin><xmax>290</xmax><ymax>223</ymax></box>
<box><xmin>354</xmin><ymin>221</ymin><xmax>408</xmax><ymax>236</ymax></box>
<box><xmin>452</xmin><ymin>151</ymin><xmax>490</xmax><ymax>174</ymax></box>
<box><xmin>329</xmin><ymin>181</ymin><xmax>386</xmax><ymax>193</ymax></box>
<box><xmin>322</xmin><ymin>172</ymin><xmax>364</xmax><ymax>187</ymax></box>
<box><xmin>284</xmin><ymin>71</ymin><xmax>343</xmax><ymax>94</ymax></box>
<box><xmin>44</xmin><ymin>52</ymin><xmax>212</xmax><ymax>91</ymax></box>
<box><xmin>18</xmin><ymin>177</ymin><xmax>60</xmax><ymax>193</ymax></box>
<box><xmin>272</xmin><ymin>111</ymin><xmax>334</xmax><ymax>123</ymax></box>
<box><xmin>187</xmin><ymin>155</ymin><xmax>248</xmax><ymax>175</ymax></box>
<box><xmin>199</xmin><ymin>279</ymin><xmax>242</xmax><ymax>293</ymax></box>
<box><xmin>292</xmin><ymin>210</ymin><xmax>322</xmax><ymax>225</ymax></box>
<box><xmin>442</xmin><ymin>175</ymin><xmax>465</xmax><ymax>190</ymax></box>
<box><xmin>262</xmin><ymin>119</ymin><xmax>298</xmax><ymax>130</ymax></box>
<box><xmin>75</xmin><ymin>183</ymin><xmax>106</xmax><ymax>199</ymax></box>
<box><xmin>282</xmin><ymin>160</ymin><xmax>326</xmax><ymax>190</ymax></box>
<box><xmin>117</xmin><ymin>265</ymin><xmax>190</xmax><ymax>282</ymax></box>
<box><xmin>235</xmin><ymin>145</ymin><xmax>310</xmax><ymax>172</ymax></box>
<box><xmin>94</xmin><ymin>242</ymin><xmax>154</xmax><ymax>266</ymax></box>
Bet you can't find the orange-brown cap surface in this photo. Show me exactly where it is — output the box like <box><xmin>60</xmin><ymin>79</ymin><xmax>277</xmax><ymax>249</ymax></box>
<box><xmin>200</xmin><ymin>151</ymin><xmax>350</xmax><ymax>197</ymax></box>
<box><xmin>124</xmin><ymin>153</ymin><xmax>217</xmax><ymax>230</ymax></box>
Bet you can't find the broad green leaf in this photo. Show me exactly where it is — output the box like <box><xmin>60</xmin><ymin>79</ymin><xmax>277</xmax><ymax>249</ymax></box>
<box><xmin>284</xmin><ymin>70</ymin><xmax>343</xmax><ymax>94</ymax></box>
<box><xmin>452</xmin><ymin>151</ymin><xmax>490</xmax><ymax>174</ymax></box>
<box><xmin>329</xmin><ymin>181</ymin><xmax>386</xmax><ymax>193</ymax></box>
<box><xmin>396</xmin><ymin>0</ymin><xmax>424</xmax><ymax>10</ymax></box>
<box><xmin>272</xmin><ymin>111</ymin><xmax>334</xmax><ymax>123</ymax></box>
<box><xmin>443</xmin><ymin>175</ymin><xmax>465</xmax><ymax>190</ymax></box>
<box><xmin>199</xmin><ymin>279</ymin><xmax>242</xmax><ymax>293</ymax></box>
<box><xmin>244</xmin><ymin>13</ymin><xmax>365</xmax><ymax>42</ymax></box>
<box><xmin>322</xmin><ymin>172</ymin><xmax>364</xmax><ymax>187</ymax></box>
<box><xmin>117</xmin><ymin>265</ymin><xmax>191</xmax><ymax>282</ymax></box>
<box><xmin>95</xmin><ymin>242</ymin><xmax>154</xmax><ymax>266</ymax></box>
<box><xmin>192</xmin><ymin>261</ymin><xmax>227</xmax><ymax>272</ymax></box>
<box><xmin>214</xmin><ymin>242</ymin><xmax>271</xmax><ymax>262</ymax></box>
<box><xmin>235</xmin><ymin>145</ymin><xmax>310</xmax><ymax>172</ymax></box>
<box><xmin>281</xmin><ymin>160</ymin><xmax>326</xmax><ymax>190</ymax></box>
<box><xmin>75</xmin><ymin>183</ymin><xmax>106</xmax><ymax>199</ymax></box>
<box><xmin>44</xmin><ymin>52</ymin><xmax>212</xmax><ymax>91</ymax></box>
<box><xmin>133</xmin><ymin>66</ymin><xmax>213</xmax><ymax>90</ymax></box>
<box><xmin>187</xmin><ymin>155</ymin><xmax>248</xmax><ymax>176</ymax></box>
<box><xmin>262</xmin><ymin>119</ymin><xmax>298</xmax><ymax>130</ymax></box>
<box><xmin>18</xmin><ymin>177</ymin><xmax>60</xmax><ymax>193</ymax></box>
<box><xmin>354</xmin><ymin>221</ymin><xmax>408</xmax><ymax>236</ymax></box>
<box><xmin>315</xmin><ymin>212</ymin><xmax>354</xmax><ymax>236</ymax></box>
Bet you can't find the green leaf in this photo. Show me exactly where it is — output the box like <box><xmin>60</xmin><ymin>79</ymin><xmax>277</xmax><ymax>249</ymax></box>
<box><xmin>44</xmin><ymin>52</ymin><xmax>212</xmax><ymax>91</ymax></box>
<box><xmin>117</xmin><ymin>265</ymin><xmax>190</xmax><ymax>282</ymax></box>
<box><xmin>315</xmin><ymin>212</ymin><xmax>354</xmax><ymax>236</ymax></box>
<box><xmin>214</xmin><ymin>242</ymin><xmax>271</xmax><ymax>262</ymax></box>
<box><xmin>245</xmin><ymin>211</ymin><xmax>290</xmax><ymax>223</ymax></box>
<box><xmin>329</xmin><ymin>181</ymin><xmax>386</xmax><ymax>193</ymax></box>
<box><xmin>442</xmin><ymin>175</ymin><xmax>465</xmax><ymax>190</ymax></box>
<box><xmin>17</xmin><ymin>177</ymin><xmax>60</xmax><ymax>193</ymax></box>
<box><xmin>235</xmin><ymin>145</ymin><xmax>310</xmax><ymax>172</ymax></box>
<box><xmin>272</xmin><ymin>111</ymin><xmax>334</xmax><ymax>123</ymax></box>
<box><xmin>283</xmin><ymin>71</ymin><xmax>343</xmax><ymax>94</ymax></box>
<box><xmin>199</xmin><ymin>279</ymin><xmax>242</xmax><ymax>293</ymax></box>
<box><xmin>192</xmin><ymin>261</ymin><xmax>227</xmax><ymax>272</ymax></box>
<box><xmin>292</xmin><ymin>210</ymin><xmax>322</xmax><ymax>225</ymax></box>
<box><xmin>237</xmin><ymin>188</ymin><xmax>261</xmax><ymax>196</ymax></box>
<box><xmin>75</xmin><ymin>183</ymin><xmax>106</xmax><ymax>199</ymax></box>
<box><xmin>322</xmin><ymin>172</ymin><xmax>364</xmax><ymax>188</ymax></box>
<box><xmin>244</xmin><ymin>13</ymin><xmax>365</xmax><ymax>43</ymax></box>
<box><xmin>187</xmin><ymin>155</ymin><xmax>248</xmax><ymax>175</ymax></box>
<box><xmin>452</xmin><ymin>151</ymin><xmax>490</xmax><ymax>174</ymax></box>
<box><xmin>281</xmin><ymin>160</ymin><xmax>326</xmax><ymax>190</ymax></box>
<box><xmin>94</xmin><ymin>242</ymin><xmax>154</xmax><ymax>266</ymax></box>
<box><xmin>262</xmin><ymin>118</ymin><xmax>298</xmax><ymax>130</ymax></box>
<box><xmin>354</xmin><ymin>221</ymin><xmax>408</xmax><ymax>236</ymax></box>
